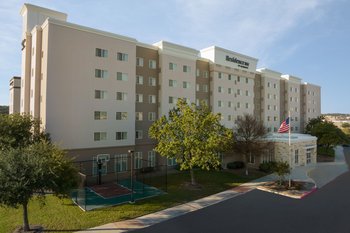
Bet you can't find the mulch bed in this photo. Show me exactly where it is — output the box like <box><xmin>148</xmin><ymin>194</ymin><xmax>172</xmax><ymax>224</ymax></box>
<box><xmin>89</xmin><ymin>183</ymin><xmax>131</xmax><ymax>199</ymax></box>
<box><xmin>257</xmin><ymin>180</ymin><xmax>316</xmax><ymax>199</ymax></box>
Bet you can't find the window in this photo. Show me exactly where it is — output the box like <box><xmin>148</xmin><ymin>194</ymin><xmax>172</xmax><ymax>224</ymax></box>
<box><xmin>295</xmin><ymin>150</ymin><xmax>299</xmax><ymax>164</ymax></box>
<box><xmin>237</xmin><ymin>102</ymin><xmax>240</xmax><ymax>108</ymax></box>
<box><xmin>169</xmin><ymin>79</ymin><xmax>177</xmax><ymax>87</ymax></box>
<box><xmin>237</xmin><ymin>89</ymin><xmax>241</xmax><ymax>96</ymax></box>
<box><xmin>273</xmin><ymin>94</ymin><xmax>277</xmax><ymax>100</ymax></box>
<box><xmin>218</xmin><ymin>86</ymin><xmax>223</xmax><ymax>93</ymax></box>
<box><xmin>149</xmin><ymin>95</ymin><xmax>156</xmax><ymax>104</ymax></box>
<box><xmin>245</xmin><ymin>103</ymin><xmax>249</xmax><ymax>109</ymax></box>
<box><xmin>116</xmin><ymin>92</ymin><xmax>127</xmax><ymax>101</ymax></box>
<box><xmin>267</xmin><ymin>82</ymin><xmax>271</xmax><ymax>88</ymax></box>
<box><xmin>116</xmin><ymin>132</ymin><xmax>127</xmax><ymax>140</ymax></box>
<box><xmin>228</xmin><ymin>115</ymin><xmax>232</xmax><ymax>121</ymax></box>
<box><xmin>136</xmin><ymin>57</ymin><xmax>144</xmax><ymax>67</ymax></box>
<box><xmin>273</xmin><ymin>83</ymin><xmax>277</xmax><ymax>89</ymax></box>
<box><xmin>169</xmin><ymin>96</ymin><xmax>176</xmax><ymax>104</ymax></box>
<box><xmin>136</xmin><ymin>75</ymin><xmax>144</xmax><ymax>85</ymax></box>
<box><xmin>218</xmin><ymin>72</ymin><xmax>222</xmax><ymax>79</ymax></box>
<box><xmin>95</xmin><ymin>48</ymin><xmax>108</xmax><ymax>57</ymax></box>
<box><xmin>183</xmin><ymin>81</ymin><xmax>191</xmax><ymax>89</ymax></box>
<box><xmin>295</xmin><ymin>117</ymin><xmax>298</xmax><ymax>121</ymax></box>
<box><xmin>149</xmin><ymin>60</ymin><xmax>157</xmax><ymax>69</ymax></box>
<box><xmin>116</xmin><ymin>72</ymin><xmax>128</xmax><ymax>81</ymax></box>
<box><xmin>136</xmin><ymin>130</ymin><xmax>143</xmax><ymax>139</ymax></box>
<box><xmin>196</xmin><ymin>84</ymin><xmax>200</xmax><ymax>91</ymax></box>
<box><xmin>149</xmin><ymin>77</ymin><xmax>156</xmax><ymax>86</ymax></box>
<box><xmin>115</xmin><ymin>154</ymin><xmax>128</xmax><ymax>172</ymax></box>
<box><xmin>148</xmin><ymin>112</ymin><xmax>156</xmax><ymax>121</ymax></box>
<box><xmin>94</xmin><ymin>132</ymin><xmax>107</xmax><ymax>141</ymax></box>
<box><xmin>246</xmin><ymin>90</ymin><xmax>249</xmax><ymax>96</ymax></box>
<box><xmin>136</xmin><ymin>94</ymin><xmax>143</xmax><ymax>103</ymax></box>
<box><xmin>136</xmin><ymin>112</ymin><xmax>143</xmax><ymax>121</ymax></box>
<box><xmin>203</xmin><ymin>71</ymin><xmax>209</xmax><ymax>78</ymax></box>
<box><xmin>95</xmin><ymin>69</ymin><xmax>108</xmax><ymax>78</ymax></box>
<box><xmin>237</xmin><ymin>76</ymin><xmax>240</xmax><ymax>82</ymax></box>
<box><xmin>196</xmin><ymin>99</ymin><xmax>200</xmax><ymax>106</ymax></box>
<box><xmin>267</xmin><ymin>105</ymin><xmax>271</xmax><ymax>110</ymax></box>
<box><xmin>203</xmin><ymin>84</ymin><xmax>208</xmax><ymax>92</ymax></box>
<box><xmin>307</xmin><ymin>148</ymin><xmax>312</xmax><ymax>164</ymax></box>
<box><xmin>116</xmin><ymin>112</ymin><xmax>127</xmax><ymax>120</ymax></box>
<box><xmin>267</xmin><ymin>116</ymin><xmax>271</xmax><ymax>121</ymax></box>
<box><xmin>134</xmin><ymin>152</ymin><xmax>143</xmax><ymax>169</ymax></box>
<box><xmin>218</xmin><ymin>100</ymin><xmax>223</xmax><ymax>107</ymax></box>
<box><xmin>228</xmin><ymin>101</ymin><xmax>232</xmax><ymax>108</ymax></box>
<box><xmin>117</xmin><ymin>52</ymin><xmax>128</xmax><ymax>61</ymax></box>
<box><xmin>274</xmin><ymin>105</ymin><xmax>277</xmax><ymax>111</ymax></box>
<box><xmin>95</xmin><ymin>90</ymin><xmax>107</xmax><ymax>99</ymax></box>
<box><xmin>228</xmin><ymin>88</ymin><xmax>232</xmax><ymax>94</ymax></box>
<box><xmin>167</xmin><ymin>158</ymin><xmax>177</xmax><ymax>166</ymax></box>
<box><xmin>196</xmin><ymin>69</ymin><xmax>200</xmax><ymax>77</ymax></box>
<box><xmin>148</xmin><ymin>151</ymin><xmax>156</xmax><ymax>167</ymax></box>
<box><xmin>274</xmin><ymin>116</ymin><xmax>278</xmax><ymax>121</ymax></box>
<box><xmin>169</xmin><ymin>62</ymin><xmax>177</xmax><ymax>70</ymax></box>
<box><xmin>183</xmin><ymin>65</ymin><xmax>191</xmax><ymax>73</ymax></box>
<box><xmin>228</xmin><ymin>74</ymin><xmax>232</xmax><ymax>80</ymax></box>
<box><xmin>94</xmin><ymin>111</ymin><xmax>107</xmax><ymax>120</ymax></box>
<box><xmin>248</xmin><ymin>154</ymin><xmax>255</xmax><ymax>164</ymax></box>
<box><xmin>92</xmin><ymin>155</ymin><xmax>109</xmax><ymax>176</ymax></box>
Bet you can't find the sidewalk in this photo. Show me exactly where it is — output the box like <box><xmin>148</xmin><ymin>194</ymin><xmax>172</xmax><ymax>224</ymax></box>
<box><xmin>76</xmin><ymin>146</ymin><xmax>348</xmax><ymax>233</ymax></box>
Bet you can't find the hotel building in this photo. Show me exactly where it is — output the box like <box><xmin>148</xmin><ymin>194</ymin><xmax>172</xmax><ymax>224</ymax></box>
<box><xmin>11</xmin><ymin>4</ymin><xmax>321</xmax><ymax>168</ymax></box>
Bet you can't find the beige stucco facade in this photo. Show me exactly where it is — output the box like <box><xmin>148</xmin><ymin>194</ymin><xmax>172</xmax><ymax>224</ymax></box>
<box><xmin>9</xmin><ymin>76</ymin><xmax>21</xmax><ymax>114</ymax></box>
<box><xmin>13</xmin><ymin>3</ymin><xmax>321</xmax><ymax>169</ymax></box>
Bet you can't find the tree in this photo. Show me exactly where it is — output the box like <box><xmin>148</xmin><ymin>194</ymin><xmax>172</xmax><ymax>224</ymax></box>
<box><xmin>273</xmin><ymin>161</ymin><xmax>291</xmax><ymax>185</ymax></box>
<box><xmin>233</xmin><ymin>114</ymin><xmax>269</xmax><ymax>175</ymax></box>
<box><xmin>0</xmin><ymin>141</ymin><xmax>79</xmax><ymax>231</ymax></box>
<box><xmin>305</xmin><ymin>117</ymin><xmax>349</xmax><ymax>150</ymax></box>
<box><xmin>149</xmin><ymin>99</ymin><xmax>233</xmax><ymax>185</ymax></box>
<box><xmin>0</xmin><ymin>113</ymin><xmax>50</xmax><ymax>150</ymax></box>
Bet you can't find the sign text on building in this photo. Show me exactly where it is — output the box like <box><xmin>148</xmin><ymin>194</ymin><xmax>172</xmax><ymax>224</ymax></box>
<box><xmin>225</xmin><ymin>55</ymin><xmax>249</xmax><ymax>69</ymax></box>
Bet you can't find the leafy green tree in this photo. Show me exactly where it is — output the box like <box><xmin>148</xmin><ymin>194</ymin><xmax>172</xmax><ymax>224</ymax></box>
<box><xmin>0</xmin><ymin>141</ymin><xmax>79</xmax><ymax>231</ymax></box>
<box><xmin>0</xmin><ymin>113</ymin><xmax>50</xmax><ymax>150</ymax></box>
<box><xmin>149</xmin><ymin>99</ymin><xmax>233</xmax><ymax>185</ymax></box>
<box><xmin>305</xmin><ymin>117</ymin><xmax>349</xmax><ymax>150</ymax></box>
<box><xmin>273</xmin><ymin>161</ymin><xmax>291</xmax><ymax>185</ymax></box>
<box><xmin>304</xmin><ymin>116</ymin><xmax>325</xmax><ymax>134</ymax></box>
<box><xmin>233</xmin><ymin>114</ymin><xmax>269</xmax><ymax>175</ymax></box>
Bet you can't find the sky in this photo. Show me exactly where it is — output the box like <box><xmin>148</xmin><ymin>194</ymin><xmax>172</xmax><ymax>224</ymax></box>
<box><xmin>0</xmin><ymin>0</ymin><xmax>349</xmax><ymax>113</ymax></box>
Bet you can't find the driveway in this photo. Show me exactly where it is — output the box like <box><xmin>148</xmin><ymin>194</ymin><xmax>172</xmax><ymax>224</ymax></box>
<box><xmin>134</xmin><ymin>147</ymin><xmax>350</xmax><ymax>233</ymax></box>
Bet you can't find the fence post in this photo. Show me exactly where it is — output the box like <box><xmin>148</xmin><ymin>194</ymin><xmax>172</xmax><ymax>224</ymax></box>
<box><xmin>128</xmin><ymin>150</ymin><xmax>135</xmax><ymax>204</ymax></box>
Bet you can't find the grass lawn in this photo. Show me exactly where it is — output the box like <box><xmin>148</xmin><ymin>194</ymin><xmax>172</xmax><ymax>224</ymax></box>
<box><xmin>0</xmin><ymin>169</ymin><xmax>265</xmax><ymax>233</ymax></box>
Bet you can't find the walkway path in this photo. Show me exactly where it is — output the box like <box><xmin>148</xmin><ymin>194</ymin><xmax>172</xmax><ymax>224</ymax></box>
<box><xmin>76</xmin><ymin>146</ymin><xmax>348</xmax><ymax>233</ymax></box>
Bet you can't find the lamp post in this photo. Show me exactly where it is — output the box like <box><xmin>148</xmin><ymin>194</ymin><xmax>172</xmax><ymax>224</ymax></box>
<box><xmin>128</xmin><ymin>149</ymin><xmax>135</xmax><ymax>204</ymax></box>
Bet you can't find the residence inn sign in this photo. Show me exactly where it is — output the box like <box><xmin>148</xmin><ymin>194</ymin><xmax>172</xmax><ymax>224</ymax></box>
<box><xmin>200</xmin><ymin>46</ymin><xmax>258</xmax><ymax>72</ymax></box>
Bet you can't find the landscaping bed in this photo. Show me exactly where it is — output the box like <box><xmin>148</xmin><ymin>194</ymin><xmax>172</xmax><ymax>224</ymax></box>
<box><xmin>257</xmin><ymin>180</ymin><xmax>317</xmax><ymax>199</ymax></box>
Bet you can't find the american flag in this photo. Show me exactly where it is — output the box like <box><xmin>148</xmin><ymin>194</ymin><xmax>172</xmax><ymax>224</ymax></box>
<box><xmin>278</xmin><ymin>117</ymin><xmax>290</xmax><ymax>133</ymax></box>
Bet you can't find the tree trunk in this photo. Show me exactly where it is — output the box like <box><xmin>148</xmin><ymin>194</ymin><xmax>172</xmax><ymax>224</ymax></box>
<box><xmin>23</xmin><ymin>202</ymin><xmax>30</xmax><ymax>231</ymax></box>
<box><xmin>190</xmin><ymin>168</ymin><xmax>196</xmax><ymax>185</ymax></box>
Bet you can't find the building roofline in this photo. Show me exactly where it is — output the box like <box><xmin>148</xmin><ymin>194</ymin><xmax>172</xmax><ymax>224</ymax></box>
<box><xmin>43</xmin><ymin>18</ymin><xmax>137</xmax><ymax>43</ymax></box>
<box><xmin>200</xmin><ymin>46</ymin><xmax>259</xmax><ymax>61</ymax></box>
<box><xmin>20</xmin><ymin>3</ymin><xmax>67</xmax><ymax>19</ymax></box>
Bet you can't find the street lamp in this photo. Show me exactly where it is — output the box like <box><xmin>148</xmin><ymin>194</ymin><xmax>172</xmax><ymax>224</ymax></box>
<box><xmin>128</xmin><ymin>149</ymin><xmax>135</xmax><ymax>204</ymax></box>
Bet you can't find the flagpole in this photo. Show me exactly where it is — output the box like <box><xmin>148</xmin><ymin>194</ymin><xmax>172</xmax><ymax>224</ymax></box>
<box><xmin>288</xmin><ymin>110</ymin><xmax>292</xmax><ymax>188</ymax></box>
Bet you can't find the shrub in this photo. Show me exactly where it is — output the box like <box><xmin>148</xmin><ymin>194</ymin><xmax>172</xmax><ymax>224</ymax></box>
<box><xmin>227</xmin><ymin>161</ymin><xmax>245</xmax><ymax>169</ymax></box>
<box><xmin>259</xmin><ymin>161</ymin><xmax>276</xmax><ymax>173</ymax></box>
<box><xmin>317</xmin><ymin>146</ymin><xmax>335</xmax><ymax>157</ymax></box>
